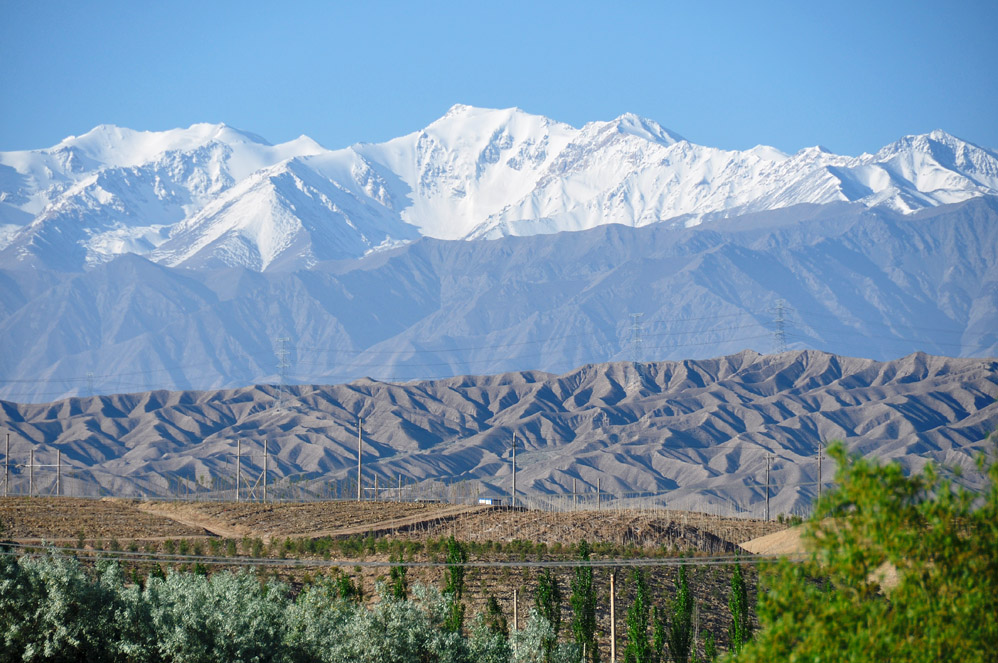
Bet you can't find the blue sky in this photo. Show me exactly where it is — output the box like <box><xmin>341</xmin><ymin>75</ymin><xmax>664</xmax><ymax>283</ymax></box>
<box><xmin>1</xmin><ymin>1</ymin><xmax>995</xmax><ymax>155</ymax></box>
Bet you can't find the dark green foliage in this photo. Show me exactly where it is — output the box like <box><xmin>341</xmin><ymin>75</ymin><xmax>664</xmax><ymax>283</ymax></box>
<box><xmin>668</xmin><ymin>562</ymin><xmax>693</xmax><ymax>663</ymax></box>
<box><xmin>443</xmin><ymin>535</ymin><xmax>467</xmax><ymax>633</ymax></box>
<box><xmin>623</xmin><ymin>568</ymin><xmax>652</xmax><ymax>663</ymax></box>
<box><xmin>336</xmin><ymin>573</ymin><xmax>362</xmax><ymax>603</ymax></box>
<box><xmin>736</xmin><ymin>439</ymin><xmax>998</xmax><ymax>663</ymax></box>
<box><xmin>702</xmin><ymin>630</ymin><xmax>716</xmax><ymax>662</ymax></box>
<box><xmin>570</xmin><ymin>540</ymin><xmax>599</xmax><ymax>663</ymax></box>
<box><xmin>535</xmin><ymin>568</ymin><xmax>563</xmax><ymax>662</ymax></box>
<box><xmin>390</xmin><ymin>552</ymin><xmax>408</xmax><ymax>600</ymax></box>
<box><xmin>728</xmin><ymin>558</ymin><xmax>751</xmax><ymax>654</ymax></box>
<box><xmin>484</xmin><ymin>593</ymin><xmax>509</xmax><ymax>637</ymax></box>
<box><xmin>651</xmin><ymin>604</ymin><xmax>666</xmax><ymax>663</ymax></box>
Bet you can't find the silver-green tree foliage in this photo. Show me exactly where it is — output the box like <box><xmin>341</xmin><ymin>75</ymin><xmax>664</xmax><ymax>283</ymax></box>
<box><xmin>735</xmin><ymin>440</ymin><xmax>998</xmax><ymax>663</ymax></box>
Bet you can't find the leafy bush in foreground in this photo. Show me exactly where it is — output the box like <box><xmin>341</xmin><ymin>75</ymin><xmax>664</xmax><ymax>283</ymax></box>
<box><xmin>0</xmin><ymin>552</ymin><xmax>566</xmax><ymax>663</ymax></box>
<box><xmin>734</xmin><ymin>440</ymin><xmax>998</xmax><ymax>663</ymax></box>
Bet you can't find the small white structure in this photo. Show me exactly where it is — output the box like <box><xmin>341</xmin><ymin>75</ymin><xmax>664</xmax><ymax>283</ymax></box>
<box><xmin>478</xmin><ymin>497</ymin><xmax>503</xmax><ymax>506</ymax></box>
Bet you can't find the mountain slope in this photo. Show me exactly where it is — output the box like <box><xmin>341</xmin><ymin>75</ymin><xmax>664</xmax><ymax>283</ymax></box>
<box><xmin>1</xmin><ymin>198</ymin><xmax>995</xmax><ymax>403</ymax></box>
<box><xmin>2</xmin><ymin>350</ymin><xmax>995</xmax><ymax>515</ymax></box>
<box><xmin>2</xmin><ymin>108</ymin><xmax>997</xmax><ymax>271</ymax></box>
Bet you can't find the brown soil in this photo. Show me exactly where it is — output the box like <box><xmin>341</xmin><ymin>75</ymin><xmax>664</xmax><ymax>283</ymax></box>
<box><xmin>1</xmin><ymin>497</ymin><xmax>786</xmax><ymax>550</ymax></box>
<box><xmin>0</xmin><ymin>497</ymin><xmax>208</xmax><ymax>540</ymax></box>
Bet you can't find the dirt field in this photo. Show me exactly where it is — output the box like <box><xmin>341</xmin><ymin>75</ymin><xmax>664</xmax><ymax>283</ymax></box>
<box><xmin>1</xmin><ymin>497</ymin><xmax>786</xmax><ymax>549</ymax></box>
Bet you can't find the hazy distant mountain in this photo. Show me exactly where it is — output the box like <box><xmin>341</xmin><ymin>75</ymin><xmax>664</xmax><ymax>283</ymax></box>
<box><xmin>3</xmin><ymin>351</ymin><xmax>995</xmax><ymax>516</ymax></box>
<box><xmin>3</xmin><ymin>106</ymin><xmax>997</xmax><ymax>271</ymax></box>
<box><xmin>1</xmin><ymin>197</ymin><xmax>995</xmax><ymax>403</ymax></box>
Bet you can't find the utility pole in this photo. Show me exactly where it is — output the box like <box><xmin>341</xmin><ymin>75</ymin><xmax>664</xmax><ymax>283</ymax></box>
<box><xmin>771</xmin><ymin>299</ymin><xmax>788</xmax><ymax>353</ymax></box>
<box><xmin>236</xmin><ymin>439</ymin><xmax>241</xmax><ymax>502</ymax></box>
<box><xmin>357</xmin><ymin>417</ymin><xmax>363</xmax><ymax>502</ymax></box>
<box><xmin>597</xmin><ymin>478</ymin><xmax>601</xmax><ymax>510</ymax></box>
<box><xmin>573</xmin><ymin>477</ymin><xmax>577</xmax><ymax>509</ymax></box>
<box><xmin>4</xmin><ymin>433</ymin><xmax>8</xmax><ymax>498</ymax></box>
<box><xmin>276</xmin><ymin>337</ymin><xmax>290</xmax><ymax>411</ymax></box>
<box><xmin>263</xmin><ymin>440</ymin><xmax>268</xmax><ymax>503</ymax></box>
<box><xmin>765</xmin><ymin>454</ymin><xmax>771</xmax><ymax>521</ymax></box>
<box><xmin>56</xmin><ymin>450</ymin><xmax>61</xmax><ymax>497</ymax></box>
<box><xmin>817</xmin><ymin>443</ymin><xmax>823</xmax><ymax>502</ymax></box>
<box><xmin>29</xmin><ymin>449</ymin><xmax>34</xmax><ymax>496</ymax></box>
<box><xmin>610</xmin><ymin>570</ymin><xmax>617</xmax><ymax>663</ymax></box>
<box><xmin>629</xmin><ymin>313</ymin><xmax>644</xmax><ymax>363</ymax></box>
<box><xmin>513</xmin><ymin>588</ymin><xmax>518</xmax><ymax>631</ymax></box>
<box><xmin>511</xmin><ymin>432</ymin><xmax>517</xmax><ymax>508</ymax></box>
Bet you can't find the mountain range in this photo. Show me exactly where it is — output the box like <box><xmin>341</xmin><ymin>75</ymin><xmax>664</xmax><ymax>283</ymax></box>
<box><xmin>2</xmin><ymin>351</ymin><xmax>995</xmax><ymax>515</ymax></box>
<box><xmin>3</xmin><ymin>105</ymin><xmax>998</xmax><ymax>272</ymax></box>
<box><xmin>1</xmin><ymin>108</ymin><xmax>997</xmax><ymax>403</ymax></box>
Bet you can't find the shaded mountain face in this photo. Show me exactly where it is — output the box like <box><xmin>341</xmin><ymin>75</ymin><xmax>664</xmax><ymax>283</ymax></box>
<box><xmin>1</xmin><ymin>197</ymin><xmax>996</xmax><ymax>403</ymax></box>
<box><xmin>2</xmin><ymin>351</ymin><xmax>995</xmax><ymax>516</ymax></box>
<box><xmin>2</xmin><ymin>107</ymin><xmax>997</xmax><ymax>271</ymax></box>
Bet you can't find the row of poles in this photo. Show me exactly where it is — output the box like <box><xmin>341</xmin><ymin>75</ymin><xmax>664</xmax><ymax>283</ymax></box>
<box><xmin>1</xmin><ymin>429</ymin><xmax>826</xmax><ymax>517</ymax></box>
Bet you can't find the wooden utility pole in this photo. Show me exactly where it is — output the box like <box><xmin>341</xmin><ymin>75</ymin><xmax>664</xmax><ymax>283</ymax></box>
<box><xmin>357</xmin><ymin>418</ymin><xmax>363</xmax><ymax>502</ymax></box>
<box><xmin>609</xmin><ymin>570</ymin><xmax>617</xmax><ymax>663</ymax></box>
<box><xmin>397</xmin><ymin>474</ymin><xmax>402</xmax><ymax>503</ymax></box>
<box><xmin>263</xmin><ymin>440</ymin><xmax>268</xmax><ymax>503</ymax></box>
<box><xmin>597</xmin><ymin>478</ymin><xmax>601</xmax><ymax>510</ymax></box>
<box><xmin>4</xmin><ymin>433</ymin><xmax>8</xmax><ymax>497</ymax></box>
<box><xmin>56</xmin><ymin>450</ymin><xmax>61</xmax><ymax>497</ymax></box>
<box><xmin>765</xmin><ymin>454</ymin><xmax>771</xmax><ymax>521</ymax></box>
<box><xmin>511</xmin><ymin>432</ymin><xmax>517</xmax><ymax>508</ymax></box>
<box><xmin>374</xmin><ymin>474</ymin><xmax>379</xmax><ymax>502</ymax></box>
<box><xmin>513</xmin><ymin>588</ymin><xmax>518</xmax><ymax>631</ymax></box>
<box><xmin>573</xmin><ymin>477</ymin><xmax>577</xmax><ymax>509</ymax></box>
<box><xmin>236</xmin><ymin>439</ymin><xmax>241</xmax><ymax>502</ymax></box>
<box><xmin>818</xmin><ymin>443</ymin><xmax>823</xmax><ymax>502</ymax></box>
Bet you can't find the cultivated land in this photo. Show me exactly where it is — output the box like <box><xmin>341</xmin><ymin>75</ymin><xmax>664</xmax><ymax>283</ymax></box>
<box><xmin>0</xmin><ymin>497</ymin><xmax>786</xmax><ymax>548</ymax></box>
<box><xmin>1</xmin><ymin>497</ymin><xmax>795</xmax><ymax>659</ymax></box>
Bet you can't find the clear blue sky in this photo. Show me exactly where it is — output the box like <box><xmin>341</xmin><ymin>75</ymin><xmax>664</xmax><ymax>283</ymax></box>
<box><xmin>1</xmin><ymin>0</ymin><xmax>996</xmax><ymax>155</ymax></box>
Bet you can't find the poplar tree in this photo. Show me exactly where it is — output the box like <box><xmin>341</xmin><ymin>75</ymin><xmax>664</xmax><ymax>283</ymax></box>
<box><xmin>668</xmin><ymin>561</ymin><xmax>694</xmax><ymax>663</ymax></box>
<box><xmin>570</xmin><ymin>540</ymin><xmax>599</xmax><ymax>663</ymax></box>
<box><xmin>535</xmin><ymin>568</ymin><xmax>563</xmax><ymax>662</ymax></box>
<box><xmin>623</xmin><ymin>568</ymin><xmax>652</xmax><ymax>663</ymax></box>
<box><xmin>443</xmin><ymin>535</ymin><xmax>467</xmax><ymax>633</ymax></box>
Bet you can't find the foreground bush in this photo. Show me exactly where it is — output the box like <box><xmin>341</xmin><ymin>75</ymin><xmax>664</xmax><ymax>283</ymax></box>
<box><xmin>735</xmin><ymin>440</ymin><xmax>998</xmax><ymax>663</ymax></box>
<box><xmin>0</xmin><ymin>553</ymin><xmax>566</xmax><ymax>663</ymax></box>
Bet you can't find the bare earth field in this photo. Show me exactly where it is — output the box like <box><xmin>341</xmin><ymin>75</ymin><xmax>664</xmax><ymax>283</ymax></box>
<box><xmin>1</xmin><ymin>497</ymin><xmax>786</xmax><ymax>548</ymax></box>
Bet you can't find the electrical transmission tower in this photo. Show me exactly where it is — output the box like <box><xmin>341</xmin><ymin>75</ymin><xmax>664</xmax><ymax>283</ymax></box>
<box><xmin>770</xmin><ymin>300</ymin><xmax>789</xmax><ymax>354</ymax></box>
<box><xmin>629</xmin><ymin>313</ymin><xmax>644</xmax><ymax>363</ymax></box>
<box><xmin>275</xmin><ymin>337</ymin><xmax>291</xmax><ymax>410</ymax></box>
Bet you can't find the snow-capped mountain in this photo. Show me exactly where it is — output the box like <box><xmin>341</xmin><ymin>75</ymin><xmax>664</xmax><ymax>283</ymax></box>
<box><xmin>2</xmin><ymin>106</ymin><xmax>998</xmax><ymax>271</ymax></box>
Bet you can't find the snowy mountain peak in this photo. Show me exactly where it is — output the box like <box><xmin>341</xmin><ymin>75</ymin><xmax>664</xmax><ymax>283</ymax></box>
<box><xmin>610</xmin><ymin>112</ymin><xmax>685</xmax><ymax>146</ymax></box>
<box><xmin>3</xmin><ymin>107</ymin><xmax>998</xmax><ymax>272</ymax></box>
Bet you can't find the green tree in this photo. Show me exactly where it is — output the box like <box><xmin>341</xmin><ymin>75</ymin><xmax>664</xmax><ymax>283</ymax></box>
<box><xmin>570</xmin><ymin>540</ymin><xmax>599</xmax><ymax>663</ymax></box>
<box><xmin>623</xmin><ymin>568</ymin><xmax>652</xmax><ymax>663</ymax></box>
<box><xmin>443</xmin><ymin>535</ymin><xmax>467</xmax><ymax>633</ymax></box>
<box><xmin>535</xmin><ymin>568</ymin><xmax>563</xmax><ymax>662</ymax></box>
<box><xmin>483</xmin><ymin>593</ymin><xmax>509</xmax><ymax>637</ymax></box>
<box><xmin>389</xmin><ymin>552</ymin><xmax>408</xmax><ymax>600</ymax></box>
<box><xmin>727</xmin><ymin>557</ymin><xmax>751</xmax><ymax>654</ymax></box>
<box><xmin>736</xmin><ymin>439</ymin><xmax>998</xmax><ymax>663</ymax></box>
<box><xmin>667</xmin><ymin>561</ymin><xmax>693</xmax><ymax>663</ymax></box>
